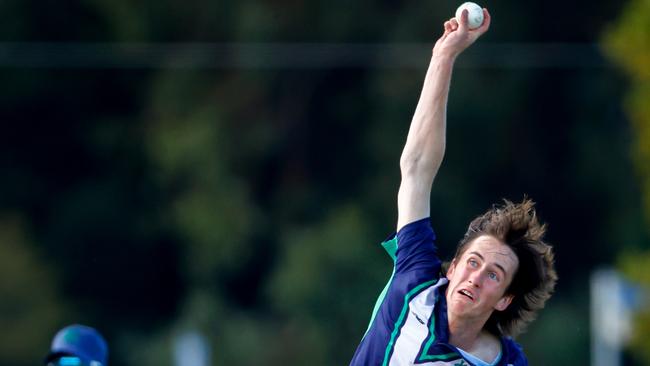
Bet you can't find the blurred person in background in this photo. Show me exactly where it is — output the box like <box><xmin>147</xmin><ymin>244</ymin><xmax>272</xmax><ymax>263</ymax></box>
<box><xmin>44</xmin><ymin>324</ymin><xmax>108</xmax><ymax>366</ymax></box>
<box><xmin>350</xmin><ymin>8</ymin><xmax>557</xmax><ymax>366</ymax></box>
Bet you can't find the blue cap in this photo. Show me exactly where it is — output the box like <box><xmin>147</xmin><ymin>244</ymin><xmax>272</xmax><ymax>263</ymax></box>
<box><xmin>45</xmin><ymin>325</ymin><xmax>108</xmax><ymax>366</ymax></box>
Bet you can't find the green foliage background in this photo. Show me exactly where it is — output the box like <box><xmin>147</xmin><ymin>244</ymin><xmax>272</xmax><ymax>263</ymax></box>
<box><xmin>603</xmin><ymin>0</ymin><xmax>650</xmax><ymax>363</ymax></box>
<box><xmin>0</xmin><ymin>0</ymin><xmax>648</xmax><ymax>365</ymax></box>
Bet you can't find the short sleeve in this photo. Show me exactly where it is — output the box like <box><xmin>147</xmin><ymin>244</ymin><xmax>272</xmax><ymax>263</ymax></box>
<box><xmin>381</xmin><ymin>217</ymin><xmax>441</xmax><ymax>277</ymax></box>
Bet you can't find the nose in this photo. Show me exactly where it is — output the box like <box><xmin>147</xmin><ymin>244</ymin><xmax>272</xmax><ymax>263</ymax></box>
<box><xmin>468</xmin><ymin>270</ymin><xmax>482</xmax><ymax>287</ymax></box>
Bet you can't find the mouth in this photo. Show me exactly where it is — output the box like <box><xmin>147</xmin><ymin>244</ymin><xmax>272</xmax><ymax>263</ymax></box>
<box><xmin>458</xmin><ymin>289</ymin><xmax>475</xmax><ymax>302</ymax></box>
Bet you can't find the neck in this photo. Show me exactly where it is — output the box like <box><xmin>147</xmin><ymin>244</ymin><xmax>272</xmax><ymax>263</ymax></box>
<box><xmin>445</xmin><ymin>286</ymin><xmax>494</xmax><ymax>350</ymax></box>
<box><xmin>447</xmin><ymin>313</ymin><xmax>488</xmax><ymax>350</ymax></box>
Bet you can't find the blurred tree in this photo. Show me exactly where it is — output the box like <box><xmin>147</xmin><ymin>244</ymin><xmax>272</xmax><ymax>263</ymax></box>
<box><xmin>602</xmin><ymin>0</ymin><xmax>650</xmax><ymax>364</ymax></box>
<box><xmin>266</xmin><ymin>205</ymin><xmax>389</xmax><ymax>364</ymax></box>
<box><xmin>603</xmin><ymin>0</ymin><xmax>650</xmax><ymax>222</ymax></box>
<box><xmin>0</xmin><ymin>0</ymin><xmax>642</xmax><ymax>365</ymax></box>
<box><xmin>0</xmin><ymin>215</ymin><xmax>66</xmax><ymax>366</ymax></box>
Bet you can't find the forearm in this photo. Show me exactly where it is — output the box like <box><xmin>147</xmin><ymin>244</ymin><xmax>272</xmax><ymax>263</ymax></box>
<box><xmin>396</xmin><ymin>8</ymin><xmax>490</xmax><ymax>231</ymax></box>
<box><xmin>400</xmin><ymin>53</ymin><xmax>456</xmax><ymax>180</ymax></box>
<box><xmin>396</xmin><ymin>53</ymin><xmax>456</xmax><ymax>230</ymax></box>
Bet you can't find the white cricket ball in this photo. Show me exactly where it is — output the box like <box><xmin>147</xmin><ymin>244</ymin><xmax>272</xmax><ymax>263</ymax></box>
<box><xmin>455</xmin><ymin>2</ymin><xmax>484</xmax><ymax>30</ymax></box>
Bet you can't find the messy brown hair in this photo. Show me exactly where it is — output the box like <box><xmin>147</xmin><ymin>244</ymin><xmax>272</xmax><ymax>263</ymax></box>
<box><xmin>449</xmin><ymin>198</ymin><xmax>557</xmax><ymax>338</ymax></box>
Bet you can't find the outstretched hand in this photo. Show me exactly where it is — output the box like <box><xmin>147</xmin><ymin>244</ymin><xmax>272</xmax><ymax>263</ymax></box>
<box><xmin>433</xmin><ymin>8</ymin><xmax>491</xmax><ymax>59</ymax></box>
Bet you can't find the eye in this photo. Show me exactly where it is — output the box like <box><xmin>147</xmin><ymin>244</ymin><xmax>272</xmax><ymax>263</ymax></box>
<box><xmin>468</xmin><ymin>259</ymin><xmax>478</xmax><ymax>267</ymax></box>
<box><xmin>488</xmin><ymin>272</ymin><xmax>499</xmax><ymax>281</ymax></box>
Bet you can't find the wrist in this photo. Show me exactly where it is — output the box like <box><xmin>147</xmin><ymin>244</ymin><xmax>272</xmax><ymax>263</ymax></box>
<box><xmin>431</xmin><ymin>50</ymin><xmax>457</xmax><ymax>65</ymax></box>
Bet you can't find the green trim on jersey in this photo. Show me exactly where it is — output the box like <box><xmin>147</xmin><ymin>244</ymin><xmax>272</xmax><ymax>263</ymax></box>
<box><xmin>420</xmin><ymin>351</ymin><xmax>461</xmax><ymax>362</ymax></box>
<box><xmin>382</xmin><ymin>236</ymin><xmax>398</xmax><ymax>261</ymax></box>
<box><xmin>364</xmin><ymin>237</ymin><xmax>399</xmax><ymax>335</ymax></box>
<box><xmin>382</xmin><ymin>278</ymin><xmax>439</xmax><ymax>366</ymax></box>
<box><xmin>419</xmin><ymin>305</ymin><xmax>441</xmax><ymax>361</ymax></box>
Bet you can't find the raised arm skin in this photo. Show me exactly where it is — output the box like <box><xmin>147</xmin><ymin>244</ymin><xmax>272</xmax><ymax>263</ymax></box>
<box><xmin>397</xmin><ymin>9</ymin><xmax>491</xmax><ymax>231</ymax></box>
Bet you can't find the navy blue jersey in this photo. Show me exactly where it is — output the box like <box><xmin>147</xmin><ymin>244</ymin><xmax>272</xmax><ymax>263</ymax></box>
<box><xmin>350</xmin><ymin>218</ymin><xmax>527</xmax><ymax>366</ymax></box>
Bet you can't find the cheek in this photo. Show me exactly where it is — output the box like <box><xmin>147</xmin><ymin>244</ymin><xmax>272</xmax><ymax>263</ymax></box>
<box><xmin>487</xmin><ymin>282</ymin><xmax>508</xmax><ymax>298</ymax></box>
<box><xmin>448</xmin><ymin>267</ymin><xmax>469</xmax><ymax>284</ymax></box>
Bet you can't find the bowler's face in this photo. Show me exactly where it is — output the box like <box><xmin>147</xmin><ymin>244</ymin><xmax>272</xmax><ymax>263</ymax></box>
<box><xmin>445</xmin><ymin>235</ymin><xmax>519</xmax><ymax>320</ymax></box>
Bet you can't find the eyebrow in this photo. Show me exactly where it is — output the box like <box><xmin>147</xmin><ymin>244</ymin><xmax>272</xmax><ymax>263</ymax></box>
<box><xmin>468</xmin><ymin>251</ymin><xmax>508</xmax><ymax>276</ymax></box>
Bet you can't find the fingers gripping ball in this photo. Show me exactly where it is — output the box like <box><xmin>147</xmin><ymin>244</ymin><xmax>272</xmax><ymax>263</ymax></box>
<box><xmin>455</xmin><ymin>2</ymin><xmax>484</xmax><ymax>29</ymax></box>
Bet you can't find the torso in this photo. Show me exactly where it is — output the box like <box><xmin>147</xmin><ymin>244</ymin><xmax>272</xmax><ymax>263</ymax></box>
<box><xmin>350</xmin><ymin>219</ymin><xmax>526</xmax><ymax>366</ymax></box>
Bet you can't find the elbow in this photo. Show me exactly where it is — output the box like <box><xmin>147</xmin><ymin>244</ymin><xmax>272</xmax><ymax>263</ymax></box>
<box><xmin>399</xmin><ymin>153</ymin><xmax>420</xmax><ymax>176</ymax></box>
<box><xmin>400</xmin><ymin>154</ymin><xmax>439</xmax><ymax>179</ymax></box>
<box><xmin>400</xmin><ymin>147</ymin><xmax>445</xmax><ymax>178</ymax></box>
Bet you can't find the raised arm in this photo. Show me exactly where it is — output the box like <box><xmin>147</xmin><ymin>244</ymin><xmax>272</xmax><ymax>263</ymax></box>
<box><xmin>397</xmin><ymin>9</ymin><xmax>491</xmax><ymax>231</ymax></box>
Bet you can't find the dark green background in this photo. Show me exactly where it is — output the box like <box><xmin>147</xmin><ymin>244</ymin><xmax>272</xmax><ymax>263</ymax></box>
<box><xmin>0</xmin><ymin>1</ymin><xmax>647</xmax><ymax>365</ymax></box>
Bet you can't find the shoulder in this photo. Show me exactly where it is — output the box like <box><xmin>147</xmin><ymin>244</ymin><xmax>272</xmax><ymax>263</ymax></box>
<box><xmin>393</xmin><ymin>217</ymin><xmax>438</xmax><ymax>258</ymax></box>
<box><xmin>390</xmin><ymin>217</ymin><xmax>441</xmax><ymax>277</ymax></box>
<box><xmin>396</xmin><ymin>217</ymin><xmax>435</xmax><ymax>243</ymax></box>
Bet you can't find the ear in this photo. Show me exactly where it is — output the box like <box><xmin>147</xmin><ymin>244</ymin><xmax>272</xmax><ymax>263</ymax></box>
<box><xmin>494</xmin><ymin>294</ymin><xmax>514</xmax><ymax>312</ymax></box>
<box><xmin>446</xmin><ymin>260</ymin><xmax>457</xmax><ymax>279</ymax></box>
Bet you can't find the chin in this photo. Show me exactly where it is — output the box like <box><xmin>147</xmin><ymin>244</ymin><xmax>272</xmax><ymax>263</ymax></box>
<box><xmin>449</xmin><ymin>300</ymin><xmax>473</xmax><ymax>313</ymax></box>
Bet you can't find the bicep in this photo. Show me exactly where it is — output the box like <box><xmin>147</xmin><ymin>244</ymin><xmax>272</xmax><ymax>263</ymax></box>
<box><xmin>397</xmin><ymin>174</ymin><xmax>433</xmax><ymax>232</ymax></box>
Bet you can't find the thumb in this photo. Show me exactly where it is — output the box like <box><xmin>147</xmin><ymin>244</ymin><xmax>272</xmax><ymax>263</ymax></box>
<box><xmin>458</xmin><ymin>9</ymin><xmax>470</xmax><ymax>31</ymax></box>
